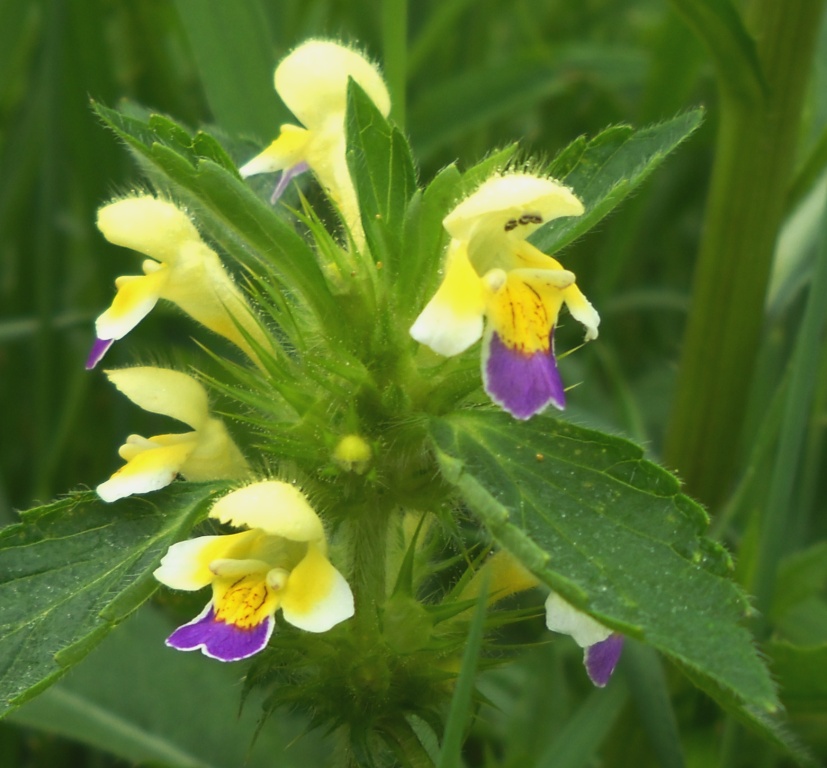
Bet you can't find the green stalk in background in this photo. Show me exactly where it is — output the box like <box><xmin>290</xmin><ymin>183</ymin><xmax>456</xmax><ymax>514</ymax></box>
<box><xmin>665</xmin><ymin>0</ymin><xmax>825</xmax><ymax>509</ymax></box>
<box><xmin>382</xmin><ymin>0</ymin><xmax>408</xmax><ymax>129</ymax></box>
<box><xmin>750</xmin><ymin>190</ymin><xmax>827</xmax><ymax>633</ymax></box>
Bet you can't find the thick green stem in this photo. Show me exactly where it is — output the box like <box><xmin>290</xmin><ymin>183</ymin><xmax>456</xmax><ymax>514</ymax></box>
<box><xmin>349</xmin><ymin>500</ymin><xmax>390</xmax><ymax>632</ymax></box>
<box><xmin>664</xmin><ymin>0</ymin><xmax>825</xmax><ymax>508</ymax></box>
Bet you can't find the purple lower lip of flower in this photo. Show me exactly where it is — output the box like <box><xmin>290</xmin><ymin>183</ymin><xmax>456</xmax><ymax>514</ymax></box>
<box><xmin>86</xmin><ymin>338</ymin><xmax>114</xmax><ymax>370</ymax></box>
<box><xmin>484</xmin><ymin>331</ymin><xmax>566</xmax><ymax>419</ymax></box>
<box><xmin>270</xmin><ymin>161</ymin><xmax>310</xmax><ymax>205</ymax></box>
<box><xmin>165</xmin><ymin>603</ymin><xmax>275</xmax><ymax>662</ymax></box>
<box><xmin>584</xmin><ymin>633</ymin><xmax>624</xmax><ymax>687</ymax></box>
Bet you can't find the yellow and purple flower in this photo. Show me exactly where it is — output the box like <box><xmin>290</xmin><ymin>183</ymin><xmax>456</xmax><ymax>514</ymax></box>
<box><xmin>545</xmin><ymin>591</ymin><xmax>623</xmax><ymax>687</ymax></box>
<box><xmin>155</xmin><ymin>481</ymin><xmax>355</xmax><ymax>661</ymax></box>
<box><xmin>462</xmin><ymin>551</ymin><xmax>621</xmax><ymax>686</ymax></box>
<box><xmin>96</xmin><ymin>367</ymin><xmax>248</xmax><ymax>502</ymax></box>
<box><xmin>410</xmin><ymin>173</ymin><xmax>599</xmax><ymax>419</ymax></box>
<box><xmin>239</xmin><ymin>39</ymin><xmax>390</xmax><ymax>240</ymax></box>
<box><xmin>87</xmin><ymin>196</ymin><xmax>267</xmax><ymax>369</ymax></box>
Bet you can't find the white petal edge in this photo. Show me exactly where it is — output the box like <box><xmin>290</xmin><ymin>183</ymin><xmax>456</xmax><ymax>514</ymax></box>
<box><xmin>409</xmin><ymin>297</ymin><xmax>484</xmax><ymax>357</ymax></box>
<box><xmin>563</xmin><ymin>286</ymin><xmax>601</xmax><ymax>341</ymax></box>
<box><xmin>544</xmin><ymin>592</ymin><xmax>612</xmax><ymax>648</ymax></box>
<box><xmin>154</xmin><ymin>535</ymin><xmax>230</xmax><ymax>591</ymax></box>
<box><xmin>96</xmin><ymin>462</ymin><xmax>178</xmax><ymax>503</ymax></box>
<box><xmin>94</xmin><ymin>286</ymin><xmax>160</xmax><ymax>341</ymax></box>
<box><xmin>281</xmin><ymin>564</ymin><xmax>355</xmax><ymax>633</ymax></box>
<box><xmin>239</xmin><ymin>152</ymin><xmax>285</xmax><ymax>178</ymax></box>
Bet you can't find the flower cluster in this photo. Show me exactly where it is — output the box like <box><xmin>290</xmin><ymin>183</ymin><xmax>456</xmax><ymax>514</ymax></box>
<box><xmin>88</xmin><ymin>38</ymin><xmax>620</xmax><ymax>685</ymax></box>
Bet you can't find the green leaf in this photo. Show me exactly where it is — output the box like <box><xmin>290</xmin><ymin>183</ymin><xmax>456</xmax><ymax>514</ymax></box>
<box><xmin>346</xmin><ymin>79</ymin><xmax>417</xmax><ymax>266</ymax></box>
<box><xmin>7</xmin><ymin>605</ymin><xmax>323</xmax><ymax>768</ymax></box>
<box><xmin>428</xmin><ymin>412</ymin><xmax>780</xmax><ymax>723</ymax></box>
<box><xmin>531</xmin><ymin>110</ymin><xmax>704</xmax><ymax>255</ymax></box>
<box><xmin>396</xmin><ymin>165</ymin><xmax>458</xmax><ymax>328</ymax></box>
<box><xmin>396</xmin><ymin>145</ymin><xmax>520</xmax><ymax>329</ymax></box>
<box><xmin>173</xmin><ymin>0</ymin><xmax>282</xmax><ymax>139</ymax></box>
<box><xmin>0</xmin><ymin>483</ymin><xmax>224</xmax><ymax>715</ymax></box>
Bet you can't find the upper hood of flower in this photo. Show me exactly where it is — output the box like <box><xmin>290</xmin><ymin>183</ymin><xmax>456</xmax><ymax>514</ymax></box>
<box><xmin>275</xmin><ymin>40</ymin><xmax>391</xmax><ymax>129</ymax></box>
<box><xmin>209</xmin><ymin>481</ymin><xmax>326</xmax><ymax>543</ymax></box>
<box><xmin>443</xmin><ymin>173</ymin><xmax>584</xmax><ymax>250</ymax></box>
<box><xmin>97</xmin><ymin>196</ymin><xmax>201</xmax><ymax>265</ymax></box>
<box><xmin>105</xmin><ymin>367</ymin><xmax>211</xmax><ymax>431</ymax></box>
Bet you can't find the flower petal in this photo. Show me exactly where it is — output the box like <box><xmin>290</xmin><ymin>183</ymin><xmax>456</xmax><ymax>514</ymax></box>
<box><xmin>484</xmin><ymin>269</ymin><xmax>570</xmax><ymax>356</ymax></box>
<box><xmin>482</xmin><ymin>329</ymin><xmax>565</xmax><ymax>418</ymax></box>
<box><xmin>410</xmin><ymin>242</ymin><xmax>487</xmax><ymax>356</ymax></box>
<box><xmin>105</xmin><ymin>367</ymin><xmax>210</xmax><ymax>431</ymax></box>
<box><xmin>544</xmin><ymin>592</ymin><xmax>613</xmax><ymax>648</ymax></box>
<box><xmin>270</xmin><ymin>161</ymin><xmax>310</xmax><ymax>204</ymax></box>
<box><xmin>280</xmin><ymin>543</ymin><xmax>354</xmax><ymax>632</ymax></box>
<box><xmin>158</xmin><ymin>241</ymin><xmax>270</xmax><ymax>361</ymax></box>
<box><xmin>165</xmin><ymin>602</ymin><xmax>275</xmax><ymax>662</ymax></box>
<box><xmin>212</xmin><ymin>571</ymin><xmax>280</xmax><ymax>629</ymax></box>
<box><xmin>444</xmin><ymin>173</ymin><xmax>584</xmax><ymax>246</ymax></box>
<box><xmin>94</xmin><ymin>269</ymin><xmax>168</xmax><ymax>341</ymax></box>
<box><xmin>86</xmin><ymin>337</ymin><xmax>114</xmax><ymax>370</ymax></box>
<box><xmin>239</xmin><ymin>125</ymin><xmax>310</xmax><ymax>178</ymax></box>
<box><xmin>275</xmin><ymin>40</ymin><xmax>390</xmax><ymax>127</ymax></box>
<box><xmin>584</xmin><ymin>634</ymin><xmax>624</xmax><ymax>687</ymax></box>
<box><xmin>209</xmin><ymin>481</ymin><xmax>325</xmax><ymax>542</ymax></box>
<box><xmin>96</xmin><ymin>438</ymin><xmax>196</xmax><ymax>502</ymax></box>
<box><xmin>563</xmin><ymin>284</ymin><xmax>600</xmax><ymax>341</ymax></box>
<box><xmin>180</xmin><ymin>419</ymin><xmax>249</xmax><ymax>482</ymax></box>
<box><xmin>481</xmin><ymin>269</ymin><xmax>573</xmax><ymax>418</ymax></box>
<box><xmin>97</xmin><ymin>196</ymin><xmax>200</xmax><ymax>265</ymax></box>
<box><xmin>154</xmin><ymin>530</ymin><xmax>260</xmax><ymax>591</ymax></box>
<box><xmin>462</xmin><ymin>550</ymin><xmax>540</xmax><ymax>603</ymax></box>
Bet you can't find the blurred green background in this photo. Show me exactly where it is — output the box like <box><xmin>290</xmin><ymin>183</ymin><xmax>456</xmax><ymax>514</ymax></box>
<box><xmin>2</xmin><ymin>0</ymin><xmax>826</xmax><ymax>765</ymax></box>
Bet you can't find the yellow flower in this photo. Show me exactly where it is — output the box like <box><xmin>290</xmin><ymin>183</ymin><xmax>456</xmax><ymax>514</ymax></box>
<box><xmin>96</xmin><ymin>367</ymin><xmax>248</xmax><ymax>502</ymax></box>
<box><xmin>240</xmin><ymin>40</ymin><xmax>390</xmax><ymax>241</ymax></box>
<box><xmin>410</xmin><ymin>172</ymin><xmax>598</xmax><ymax>419</ymax></box>
<box><xmin>155</xmin><ymin>481</ymin><xmax>354</xmax><ymax>661</ymax></box>
<box><xmin>87</xmin><ymin>196</ymin><xmax>268</xmax><ymax>368</ymax></box>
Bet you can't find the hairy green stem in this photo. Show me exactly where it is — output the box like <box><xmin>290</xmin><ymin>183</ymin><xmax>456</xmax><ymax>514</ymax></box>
<box><xmin>382</xmin><ymin>0</ymin><xmax>408</xmax><ymax>129</ymax></box>
<box><xmin>664</xmin><ymin>0</ymin><xmax>825</xmax><ymax>508</ymax></box>
<box><xmin>349</xmin><ymin>500</ymin><xmax>390</xmax><ymax>632</ymax></box>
